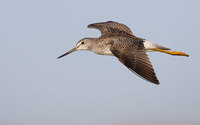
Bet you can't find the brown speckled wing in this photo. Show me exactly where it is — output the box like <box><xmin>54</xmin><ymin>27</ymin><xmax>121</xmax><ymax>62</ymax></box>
<box><xmin>110</xmin><ymin>37</ymin><xmax>160</xmax><ymax>84</ymax></box>
<box><xmin>87</xmin><ymin>21</ymin><xmax>135</xmax><ymax>38</ymax></box>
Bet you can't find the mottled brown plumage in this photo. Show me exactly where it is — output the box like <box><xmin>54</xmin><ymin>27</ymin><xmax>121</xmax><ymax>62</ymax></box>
<box><xmin>87</xmin><ymin>21</ymin><xmax>159</xmax><ymax>84</ymax></box>
<box><xmin>88</xmin><ymin>21</ymin><xmax>135</xmax><ymax>38</ymax></box>
<box><xmin>109</xmin><ymin>36</ymin><xmax>159</xmax><ymax>84</ymax></box>
<box><xmin>58</xmin><ymin>21</ymin><xmax>189</xmax><ymax>85</ymax></box>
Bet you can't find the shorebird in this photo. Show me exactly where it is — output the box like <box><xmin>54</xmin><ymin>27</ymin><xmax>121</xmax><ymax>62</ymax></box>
<box><xmin>58</xmin><ymin>21</ymin><xmax>189</xmax><ymax>84</ymax></box>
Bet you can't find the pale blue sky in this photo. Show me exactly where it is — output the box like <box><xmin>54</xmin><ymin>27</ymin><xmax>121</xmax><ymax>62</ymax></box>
<box><xmin>0</xmin><ymin>0</ymin><xmax>200</xmax><ymax>125</ymax></box>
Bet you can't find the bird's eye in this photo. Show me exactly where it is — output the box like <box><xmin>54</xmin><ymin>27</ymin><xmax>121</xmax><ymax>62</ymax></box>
<box><xmin>81</xmin><ymin>41</ymin><xmax>84</xmax><ymax>44</ymax></box>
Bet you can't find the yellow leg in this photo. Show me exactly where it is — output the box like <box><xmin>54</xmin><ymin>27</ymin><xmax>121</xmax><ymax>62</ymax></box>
<box><xmin>150</xmin><ymin>49</ymin><xmax>189</xmax><ymax>57</ymax></box>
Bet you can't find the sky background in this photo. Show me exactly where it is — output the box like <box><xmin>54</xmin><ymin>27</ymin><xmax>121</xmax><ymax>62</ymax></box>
<box><xmin>0</xmin><ymin>0</ymin><xmax>200</xmax><ymax>125</ymax></box>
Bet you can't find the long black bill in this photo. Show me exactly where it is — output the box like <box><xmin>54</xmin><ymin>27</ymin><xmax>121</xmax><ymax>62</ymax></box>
<box><xmin>57</xmin><ymin>48</ymin><xmax>76</xmax><ymax>59</ymax></box>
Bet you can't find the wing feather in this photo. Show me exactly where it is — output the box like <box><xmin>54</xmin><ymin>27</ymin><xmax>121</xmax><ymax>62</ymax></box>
<box><xmin>110</xmin><ymin>37</ymin><xmax>160</xmax><ymax>84</ymax></box>
<box><xmin>88</xmin><ymin>21</ymin><xmax>135</xmax><ymax>38</ymax></box>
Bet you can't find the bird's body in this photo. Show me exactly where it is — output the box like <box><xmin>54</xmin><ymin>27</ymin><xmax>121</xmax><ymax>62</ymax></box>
<box><xmin>58</xmin><ymin>21</ymin><xmax>189</xmax><ymax>84</ymax></box>
<box><xmin>90</xmin><ymin>37</ymin><xmax>113</xmax><ymax>55</ymax></box>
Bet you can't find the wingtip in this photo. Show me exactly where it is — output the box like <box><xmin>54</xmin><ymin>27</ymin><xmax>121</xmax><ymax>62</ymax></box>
<box><xmin>87</xmin><ymin>24</ymin><xmax>92</xmax><ymax>28</ymax></box>
<box><xmin>154</xmin><ymin>81</ymin><xmax>160</xmax><ymax>85</ymax></box>
<box><xmin>150</xmin><ymin>78</ymin><xmax>160</xmax><ymax>85</ymax></box>
<box><xmin>87</xmin><ymin>21</ymin><xmax>116</xmax><ymax>28</ymax></box>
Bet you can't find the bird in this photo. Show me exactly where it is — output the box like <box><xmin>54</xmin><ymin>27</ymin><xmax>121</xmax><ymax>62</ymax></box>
<box><xmin>57</xmin><ymin>21</ymin><xmax>189</xmax><ymax>84</ymax></box>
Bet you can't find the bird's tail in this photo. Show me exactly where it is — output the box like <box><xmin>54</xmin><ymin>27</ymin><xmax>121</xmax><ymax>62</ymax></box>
<box><xmin>143</xmin><ymin>40</ymin><xmax>189</xmax><ymax>57</ymax></box>
<box><xmin>143</xmin><ymin>40</ymin><xmax>171</xmax><ymax>51</ymax></box>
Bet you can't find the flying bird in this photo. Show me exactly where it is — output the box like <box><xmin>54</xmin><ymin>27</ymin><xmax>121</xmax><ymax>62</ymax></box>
<box><xmin>58</xmin><ymin>21</ymin><xmax>189</xmax><ymax>84</ymax></box>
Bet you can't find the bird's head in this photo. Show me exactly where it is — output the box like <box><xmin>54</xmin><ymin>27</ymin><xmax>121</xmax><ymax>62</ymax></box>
<box><xmin>57</xmin><ymin>38</ymin><xmax>94</xmax><ymax>59</ymax></box>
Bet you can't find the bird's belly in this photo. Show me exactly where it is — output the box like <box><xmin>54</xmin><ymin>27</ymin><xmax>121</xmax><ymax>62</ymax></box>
<box><xmin>100</xmin><ymin>50</ymin><xmax>113</xmax><ymax>56</ymax></box>
<box><xmin>93</xmin><ymin>47</ymin><xmax>113</xmax><ymax>56</ymax></box>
